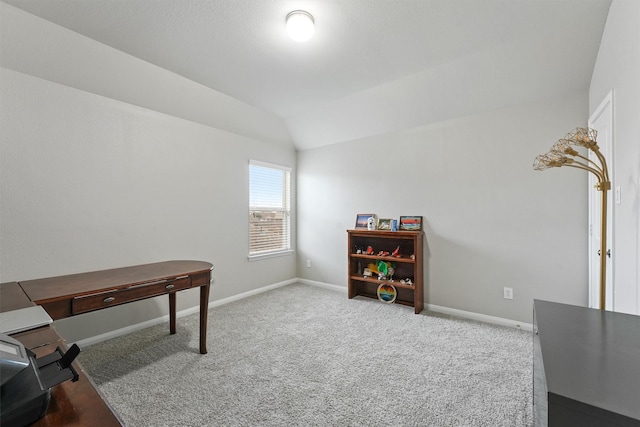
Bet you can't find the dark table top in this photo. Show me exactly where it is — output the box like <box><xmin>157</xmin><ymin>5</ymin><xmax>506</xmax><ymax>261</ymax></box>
<box><xmin>534</xmin><ymin>299</ymin><xmax>640</xmax><ymax>421</ymax></box>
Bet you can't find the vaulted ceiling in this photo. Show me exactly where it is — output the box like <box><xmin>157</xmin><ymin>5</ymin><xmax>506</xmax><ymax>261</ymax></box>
<box><xmin>2</xmin><ymin>0</ymin><xmax>612</xmax><ymax>150</ymax></box>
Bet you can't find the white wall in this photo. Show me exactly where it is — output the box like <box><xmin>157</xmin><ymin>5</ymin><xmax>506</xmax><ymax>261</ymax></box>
<box><xmin>0</xmin><ymin>2</ymin><xmax>292</xmax><ymax>149</ymax></box>
<box><xmin>589</xmin><ymin>0</ymin><xmax>640</xmax><ymax>315</ymax></box>
<box><xmin>0</xmin><ymin>7</ymin><xmax>297</xmax><ymax>342</ymax></box>
<box><xmin>297</xmin><ymin>92</ymin><xmax>590</xmax><ymax>323</ymax></box>
<box><xmin>0</xmin><ymin>2</ymin><xmax>619</xmax><ymax>338</ymax></box>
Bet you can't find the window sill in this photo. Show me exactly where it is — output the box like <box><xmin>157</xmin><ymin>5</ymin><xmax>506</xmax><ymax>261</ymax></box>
<box><xmin>248</xmin><ymin>250</ymin><xmax>294</xmax><ymax>262</ymax></box>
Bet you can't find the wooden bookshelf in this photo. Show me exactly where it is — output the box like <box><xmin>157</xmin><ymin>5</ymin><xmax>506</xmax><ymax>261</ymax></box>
<box><xmin>347</xmin><ymin>229</ymin><xmax>424</xmax><ymax>314</ymax></box>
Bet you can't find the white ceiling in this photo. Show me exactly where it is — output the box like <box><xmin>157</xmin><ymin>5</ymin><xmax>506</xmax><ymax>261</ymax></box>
<box><xmin>3</xmin><ymin>0</ymin><xmax>612</xmax><ymax>150</ymax></box>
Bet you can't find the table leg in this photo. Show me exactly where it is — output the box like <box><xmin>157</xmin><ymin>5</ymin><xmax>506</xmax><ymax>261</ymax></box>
<box><xmin>169</xmin><ymin>292</ymin><xmax>176</xmax><ymax>334</ymax></box>
<box><xmin>199</xmin><ymin>284</ymin><xmax>210</xmax><ymax>354</ymax></box>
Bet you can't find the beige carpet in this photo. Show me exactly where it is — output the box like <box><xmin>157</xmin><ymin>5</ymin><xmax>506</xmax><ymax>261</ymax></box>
<box><xmin>80</xmin><ymin>283</ymin><xmax>533</xmax><ymax>426</ymax></box>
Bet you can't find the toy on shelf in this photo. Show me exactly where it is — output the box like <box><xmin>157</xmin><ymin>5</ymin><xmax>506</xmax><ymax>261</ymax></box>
<box><xmin>388</xmin><ymin>266</ymin><xmax>395</xmax><ymax>281</ymax></box>
<box><xmin>376</xmin><ymin>260</ymin><xmax>389</xmax><ymax>280</ymax></box>
<box><xmin>377</xmin><ymin>283</ymin><xmax>397</xmax><ymax>303</ymax></box>
<box><xmin>367</xmin><ymin>216</ymin><xmax>377</xmax><ymax>230</ymax></box>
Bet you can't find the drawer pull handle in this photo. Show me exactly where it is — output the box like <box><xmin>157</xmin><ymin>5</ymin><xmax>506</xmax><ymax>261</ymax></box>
<box><xmin>103</xmin><ymin>297</ymin><xmax>116</xmax><ymax>303</ymax></box>
<box><xmin>165</xmin><ymin>284</ymin><xmax>175</xmax><ymax>290</ymax></box>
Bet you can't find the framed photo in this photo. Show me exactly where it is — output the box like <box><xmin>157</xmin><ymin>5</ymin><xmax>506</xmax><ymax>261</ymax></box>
<box><xmin>355</xmin><ymin>214</ymin><xmax>376</xmax><ymax>229</ymax></box>
<box><xmin>399</xmin><ymin>216</ymin><xmax>423</xmax><ymax>231</ymax></box>
<box><xmin>377</xmin><ymin>218</ymin><xmax>392</xmax><ymax>230</ymax></box>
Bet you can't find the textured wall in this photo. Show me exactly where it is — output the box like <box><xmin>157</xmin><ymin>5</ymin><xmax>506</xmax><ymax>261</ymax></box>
<box><xmin>0</xmin><ymin>68</ymin><xmax>296</xmax><ymax>341</ymax></box>
<box><xmin>0</xmin><ymin>3</ymin><xmax>292</xmax><ymax>149</ymax></box>
<box><xmin>297</xmin><ymin>92</ymin><xmax>590</xmax><ymax>323</ymax></box>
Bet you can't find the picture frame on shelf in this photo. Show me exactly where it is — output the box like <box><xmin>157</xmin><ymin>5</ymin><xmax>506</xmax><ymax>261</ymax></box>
<box><xmin>355</xmin><ymin>214</ymin><xmax>376</xmax><ymax>229</ymax></box>
<box><xmin>399</xmin><ymin>216</ymin><xmax>423</xmax><ymax>231</ymax></box>
<box><xmin>377</xmin><ymin>218</ymin><xmax>392</xmax><ymax>230</ymax></box>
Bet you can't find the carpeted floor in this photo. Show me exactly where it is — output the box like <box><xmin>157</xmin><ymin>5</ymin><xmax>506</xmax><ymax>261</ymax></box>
<box><xmin>80</xmin><ymin>283</ymin><xmax>533</xmax><ymax>426</ymax></box>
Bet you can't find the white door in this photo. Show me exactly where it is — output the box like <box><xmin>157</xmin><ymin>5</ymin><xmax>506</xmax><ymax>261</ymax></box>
<box><xmin>588</xmin><ymin>92</ymin><xmax>614</xmax><ymax>310</ymax></box>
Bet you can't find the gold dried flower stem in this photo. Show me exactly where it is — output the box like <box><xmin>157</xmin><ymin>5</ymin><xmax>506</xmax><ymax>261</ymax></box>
<box><xmin>533</xmin><ymin>128</ymin><xmax>611</xmax><ymax>309</ymax></box>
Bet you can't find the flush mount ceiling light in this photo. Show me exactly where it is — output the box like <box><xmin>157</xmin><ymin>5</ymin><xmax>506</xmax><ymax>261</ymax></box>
<box><xmin>286</xmin><ymin>10</ymin><xmax>315</xmax><ymax>42</ymax></box>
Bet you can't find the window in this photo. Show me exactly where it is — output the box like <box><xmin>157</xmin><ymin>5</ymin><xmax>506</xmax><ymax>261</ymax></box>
<box><xmin>249</xmin><ymin>160</ymin><xmax>292</xmax><ymax>259</ymax></box>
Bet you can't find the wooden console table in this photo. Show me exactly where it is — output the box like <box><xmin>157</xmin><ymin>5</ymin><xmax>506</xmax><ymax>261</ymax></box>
<box><xmin>18</xmin><ymin>260</ymin><xmax>213</xmax><ymax>354</ymax></box>
<box><xmin>1</xmin><ymin>260</ymin><xmax>213</xmax><ymax>426</ymax></box>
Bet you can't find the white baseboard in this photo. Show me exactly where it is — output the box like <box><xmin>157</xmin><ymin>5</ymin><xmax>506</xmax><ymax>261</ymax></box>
<box><xmin>75</xmin><ymin>308</ymin><xmax>198</xmax><ymax>348</ymax></box>
<box><xmin>77</xmin><ymin>277</ymin><xmax>530</xmax><ymax>348</ymax></box>
<box><xmin>76</xmin><ymin>278</ymin><xmax>297</xmax><ymax>348</ymax></box>
<box><xmin>299</xmin><ymin>279</ymin><xmax>533</xmax><ymax>331</ymax></box>
<box><xmin>297</xmin><ymin>278</ymin><xmax>346</xmax><ymax>293</ymax></box>
<box><xmin>207</xmin><ymin>278</ymin><xmax>297</xmax><ymax>308</ymax></box>
<box><xmin>426</xmin><ymin>303</ymin><xmax>533</xmax><ymax>331</ymax></box>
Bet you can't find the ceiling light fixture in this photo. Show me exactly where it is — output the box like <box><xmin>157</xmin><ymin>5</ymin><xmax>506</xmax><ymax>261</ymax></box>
<box><xmin>286</xmin><ymin>10</ymin><xmax>314</xmax><ymax>42</ymax></box>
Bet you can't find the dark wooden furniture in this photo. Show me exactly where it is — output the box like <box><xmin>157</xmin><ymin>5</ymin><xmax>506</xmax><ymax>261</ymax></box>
<box><xmin>533</xmin><ymin>299</ymin><xmax>640</xmax><ymax>427</ymax></box>
<box><xmin>347</xmin><ymin>229</ymin><xmax>424</xmax><ymax>314</ymax></box>
<box><xmin>1</xmin><ymin>281</ymin><xmax>124</xmax><ymax>426</ymax></box>
<box><xmin>1</xmin><ymin>260</ymin><xmax>213</xmax><ymax>426</ymax></box>
<box><xmin>18</xmin><ymin>260</ymin><xmax>213</xmax><ymax>354</ymax></box>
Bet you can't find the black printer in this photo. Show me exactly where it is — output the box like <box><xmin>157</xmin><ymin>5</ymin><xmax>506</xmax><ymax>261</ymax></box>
<box><xmin>0</xmin><ymin>333</ymin><xmax>80</xmax><ymax>427</ymax></box>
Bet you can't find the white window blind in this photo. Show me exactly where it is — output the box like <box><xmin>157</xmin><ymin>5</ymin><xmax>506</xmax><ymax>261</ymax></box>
<box><xmin>249</xmin><ymin>160</ymin><xmax>291</xmax><ymax>259</ymax></box>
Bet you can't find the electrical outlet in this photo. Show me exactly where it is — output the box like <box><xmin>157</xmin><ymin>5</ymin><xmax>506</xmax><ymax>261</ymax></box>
<box><xmin>306</xmin><ymin>259</ymin><xmax>311</xmax><ymax>268</ymax></box>
<box><xmin>503</xmin><ymin>287</ymin><xmax>513</xmax><ymax>300</ymax></box>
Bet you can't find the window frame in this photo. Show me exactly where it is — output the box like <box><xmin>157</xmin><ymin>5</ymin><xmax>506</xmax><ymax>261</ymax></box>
<box><xmin>248</xmin><ymin>160</ymin><xmax>293</xmax><ymax>261</ymax></box>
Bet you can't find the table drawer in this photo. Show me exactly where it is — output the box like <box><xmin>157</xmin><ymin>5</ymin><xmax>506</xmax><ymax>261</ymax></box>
<box><xmin>72</xmin><ymin>276</ymin><xmax>191</xmax><ymax>315</ymax></box>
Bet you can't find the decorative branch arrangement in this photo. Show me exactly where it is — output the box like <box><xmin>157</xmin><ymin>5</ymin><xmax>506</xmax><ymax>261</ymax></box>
<box><xmin>533</xmin><ymin>128</ymin><xmax>611</xmax><ymax>310</ymax></box>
